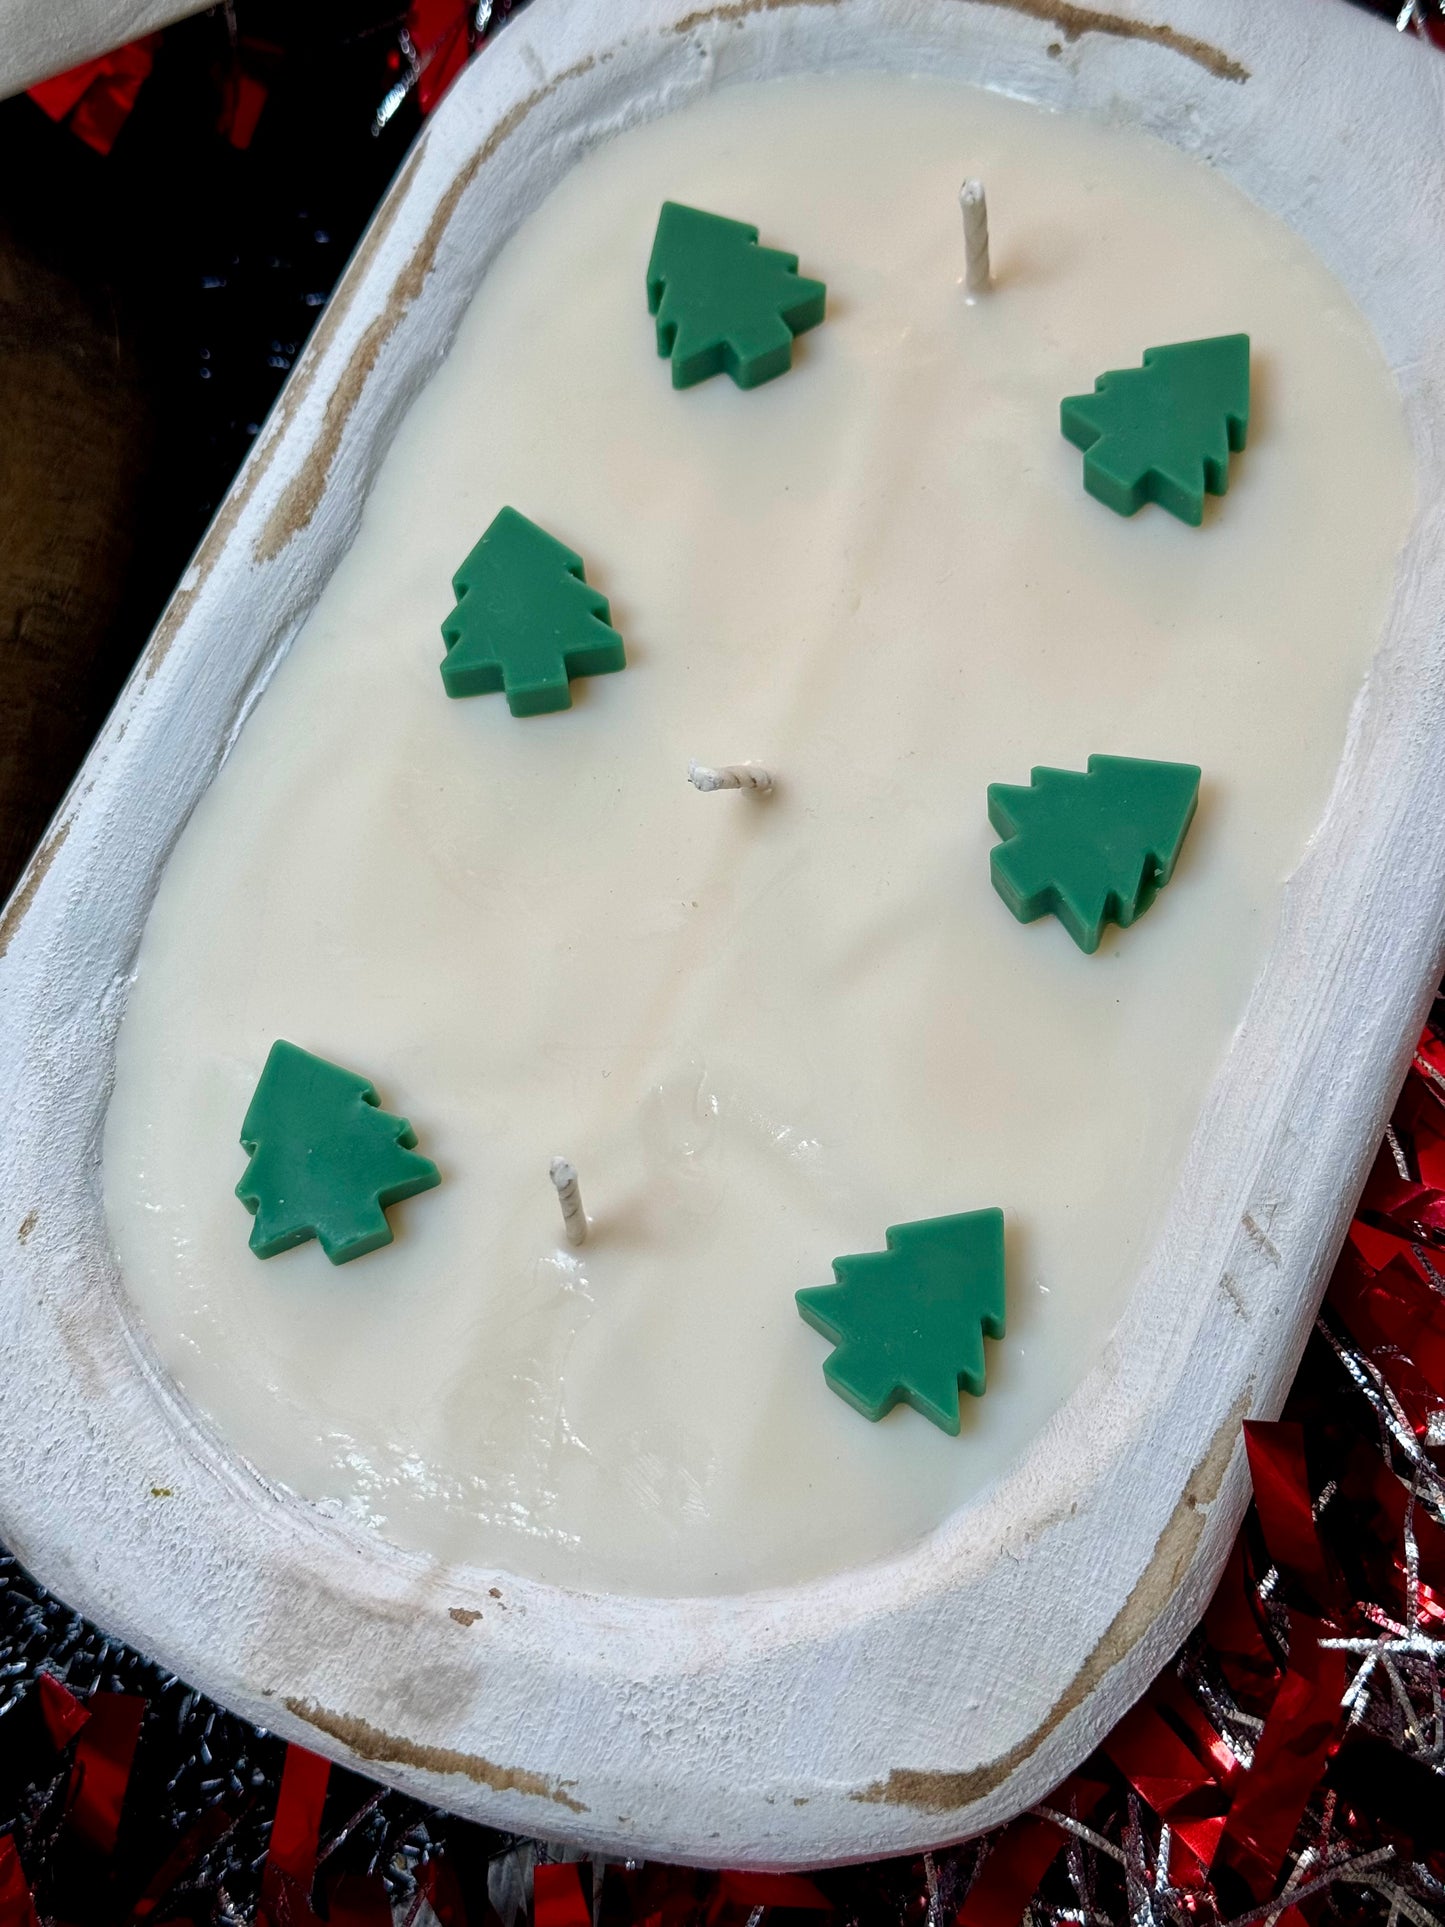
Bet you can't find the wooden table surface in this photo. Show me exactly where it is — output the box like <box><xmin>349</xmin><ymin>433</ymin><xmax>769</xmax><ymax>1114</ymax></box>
<box><xmin>0</xmin><ymin>208</ymin><xmax>155</xmax><ymax>899</ymax></box>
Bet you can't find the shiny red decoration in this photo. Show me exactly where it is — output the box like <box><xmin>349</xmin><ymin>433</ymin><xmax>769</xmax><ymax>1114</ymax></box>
<box><xmin>35</xmin><ymin>1670</ymin><xmax>89</xmax><ymax>1749</ymax></box>
<box><xmin>534</xmin><ymin>1863</ymin><xmax>592</xmax><ymax>1927</ymax></box>
<box><xmin>406</xmin><ymin>0</ymin><xmax>475</xmax><ymax>115</ymax></box>
<box><xmin>957</xmin><ymin>1780</ymin><xmax>1107</xmax><ymax>1926</ymax></box>
<box><xmin>26</xmin><ymin>36</ymin><xmax>160</xmax><ymax>156</ymax></box>
<box><xmin>1215</xmin><ymin>1614</ymin><xmax>1347</xmax><ymax>1894</ymax></box>
<box><xmin>218</xmin><ymin>62</ymin><xmax>270</xmax><ymax>151</ymax></box>
<box><xmin>65</xmin><ymin>1691</ymin><xmax>145</xmax><ymax>1855</ymax></box>
<box><xmin>0</xmin><ymin>1839</ymin><xmax>37</xmax><ymax>1927</ymax></box>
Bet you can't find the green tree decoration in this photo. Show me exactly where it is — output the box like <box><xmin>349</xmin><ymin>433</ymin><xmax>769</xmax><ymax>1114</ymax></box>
<box><xmin>796</xmin><ymin>1211</ymin><xmax>1006</xmax><ymax>1435</ymax></box>
<box><xmin>988</xmin><ymin>754</ymin><xmax>1201</xmax><ymax>955</ymax></box>
<box><xmin>440</xmin><ymin>507</ymin><xmax>626</xmax><ymax>717</ymax></box>
<box><xmin>646</xmin><ymin>200</ymin><xmax>827</xmax><ymax>391</ymax></box>
<box><xmin>1060</xmin><ymin>334</ymin><xmax>1250</xmax><ymax>524</ymax></box>
<box><xmin>236</xmin><ymin>1041</ymin><xmax>441</xmax><ymax>1265</ymax></box>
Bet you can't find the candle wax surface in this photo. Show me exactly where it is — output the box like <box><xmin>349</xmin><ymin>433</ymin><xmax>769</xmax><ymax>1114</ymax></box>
<box><xmin>104</xmin><ymin>73</ymin><xmax>1412</xmax><ymax>1597</ymax></box>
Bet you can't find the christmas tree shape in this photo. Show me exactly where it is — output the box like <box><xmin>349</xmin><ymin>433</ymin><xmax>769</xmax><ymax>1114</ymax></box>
<box><xmin>796</xmin><ymin>1210</ymin><xmax>1006</xmax><ymax>1435</ymax></box>
<box><xmin>988</xmin><ymin>754</ymin><xmax>1201</xmax><ymax>954</ymax></box>
<box><xmin>236</xmin><ymin>1041</ymin><xmax>441</xmax><ymax>1265</ymax></box>
<box><xmin>646</xmin><ymin>201</ymin><xmax>826</xmax><ymax>391</ymax></box>
<box><xmin>440</xmin><ymin>507</ymin><xmax>626</xmax><ymax>717</ymax></box>
<box><xmin>1060</xmin><ymin>334</ymin><xmax>1250</xmax><ymax>524</ymax></box>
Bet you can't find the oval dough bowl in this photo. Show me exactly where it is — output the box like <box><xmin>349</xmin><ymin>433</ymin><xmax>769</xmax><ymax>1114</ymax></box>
<box><xmin>3</xmin><ymin>0</ymin><xmax>1444</xmax><ymax>1871</ymax></box>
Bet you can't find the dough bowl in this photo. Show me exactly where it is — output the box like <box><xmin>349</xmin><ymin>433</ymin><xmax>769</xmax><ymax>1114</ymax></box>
<box><xmin>2</xmin><ymin>0</ymin><xmax>1444</xmax><ymax>1870</ymax></box>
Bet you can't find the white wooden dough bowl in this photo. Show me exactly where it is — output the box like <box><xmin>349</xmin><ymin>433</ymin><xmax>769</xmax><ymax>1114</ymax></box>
<box><xmin>2</xmin><ymin>0</ymin><xmax>1444</xmax><ymax>1872</ymax></box>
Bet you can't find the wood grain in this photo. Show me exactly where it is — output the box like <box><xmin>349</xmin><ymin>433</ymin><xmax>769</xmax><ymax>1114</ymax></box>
<box><xmin>0</xmin><ymin>218</ymin><xmax>151</xmax><ymax>895</ymax></box>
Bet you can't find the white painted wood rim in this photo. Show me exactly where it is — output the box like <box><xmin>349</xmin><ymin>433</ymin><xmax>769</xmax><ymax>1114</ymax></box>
<box><xmin>2</xmin><ymin>0</ymin><xmax>1443</xmax><ymax>1870</ymax></box>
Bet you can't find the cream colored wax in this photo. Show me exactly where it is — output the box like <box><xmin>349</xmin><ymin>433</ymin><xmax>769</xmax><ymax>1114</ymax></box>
<box><xmin>104</xmin><ymin>73</ymin><xmax>1412</xmax><ymax>1596</ymax></box>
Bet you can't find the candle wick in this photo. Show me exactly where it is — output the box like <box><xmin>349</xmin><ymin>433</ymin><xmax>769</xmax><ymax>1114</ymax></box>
<box><xmin>550</xmin><ymin>1158</ymin><xmax>588</xmax><ymax>1247</ymax></box>
<box><xmin>688</xmin><ymin>759</ymin><xmax>773</xmax><ymax>795</ymax></box>
<box><xmin>960</xmin><ymin>178</ymin><xmax>991</xmax><ymax>299</ymax></box>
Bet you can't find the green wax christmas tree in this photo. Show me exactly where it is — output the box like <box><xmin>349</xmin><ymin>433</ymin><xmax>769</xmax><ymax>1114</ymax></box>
<box><xmin>236</xmin><ymin>1041</ymin><xmax>440</xmax><ymax>1265</ymax></box>
<box><xmin>796</xmin><ymin>1211</ymin><xmax>1006</xmax><ymax>1436</ymax></box>
<box><xmin>1061</xmin><ymin>334</ymin><xmax>1250</xmax><ymax>524</ymax></box>
<box><xmin>440</xmin><ymin>507</ymin><xmax>626</xmax><ymax>717</ymax></box>
<box><xmin>988</xmin><ymin>754</ymin><xmax>1201</xmax><ymax>954</ymax></box>
<box><xmin>646</xmin><ymin>201</ymin><xmax>826</xmax><ymax>390</ymax></box>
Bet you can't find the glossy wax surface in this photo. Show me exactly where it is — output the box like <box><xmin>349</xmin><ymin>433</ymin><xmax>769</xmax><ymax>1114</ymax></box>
<box><xmin>104</xmin><ymin>73</ymin><xmax>1412</xmax><ymax>1596</ymax></box>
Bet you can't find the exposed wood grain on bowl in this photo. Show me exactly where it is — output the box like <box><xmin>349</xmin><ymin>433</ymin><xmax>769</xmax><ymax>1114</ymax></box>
<box><xmin>284</xmin><ymin>1698</ymin><xmax>587</xmax><ymax>1812</ymax></box>
<box><xmin>673</xmin><ymin>0</ymin><xmax>842</xmax><ymax>35</ymax></box>
<box><xmin>255</xmin><ymin>56</ymin><xmax>599</xmax><ymax>566</ymax></box>
<box><xmin>0</xmin><ymin>815</ymin><xmax>70</xmax><ymax>962</ymax></box>
<box><xmin>970</xmin><ymin>0</ymin><xmax>1248</xmax><ymax>83</ymax></box>
<box><xmin>852</xmin><ymin>1388</ymin><xmax>1251</xmax><ymax>1811</ymax></box>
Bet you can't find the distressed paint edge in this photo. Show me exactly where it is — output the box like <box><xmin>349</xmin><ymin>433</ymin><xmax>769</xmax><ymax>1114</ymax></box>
<box><xmin>282</xmin><ymin>1698</ymin><xmax>588</xmax><ymax>1814</ymax></box>
<box><xmin>853</xmin><ymin>1388</ymin><xmax>1251</xmax><ymax>1812</ymax></box>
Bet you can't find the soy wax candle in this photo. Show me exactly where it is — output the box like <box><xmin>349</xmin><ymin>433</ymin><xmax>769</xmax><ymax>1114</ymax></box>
<box><xmin>104</xmin><ymin>70</ymin><xmax>1412</xmax><ymax>1596</ymax></box>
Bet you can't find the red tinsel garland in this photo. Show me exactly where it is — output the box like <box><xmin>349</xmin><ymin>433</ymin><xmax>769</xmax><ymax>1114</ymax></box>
<box><xmin>26</xmin><ymin>36</ymin><xmax>161</xmax><ymax>156</ymax></box>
